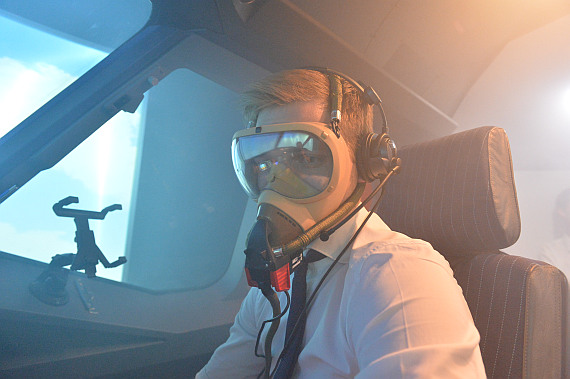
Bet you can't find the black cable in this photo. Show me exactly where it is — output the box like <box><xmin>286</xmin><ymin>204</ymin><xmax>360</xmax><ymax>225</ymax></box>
<box><xmin>255</xmin><ymin>285</ymin><xmax>290</xmax><ymax>379</ymax></box>
<box><xmin>255</xmin><ymin>290</ymin><xmax>291</xmax><ymax>358</ymax></box>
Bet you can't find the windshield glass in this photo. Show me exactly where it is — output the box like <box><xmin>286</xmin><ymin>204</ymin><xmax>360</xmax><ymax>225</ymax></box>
<box><xmin>0</xmin><ymin>6</ymin><xmax>249</xmax><ymax>290</ymax></box>
<box><xmin>0</xmin><ymin>15</ymin><xmax>107</xmax><ymax>137</ymax></box>
<box><xmin>0</xmin><ymin>6</ymin><xmax>150</xmax><ymax>283</ymax></box>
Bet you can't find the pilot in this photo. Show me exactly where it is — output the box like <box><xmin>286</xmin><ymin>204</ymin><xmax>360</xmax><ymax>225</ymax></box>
<box><xmin>196</xmin><ymin>69</ymin><xmax>485</xmax><ymax>378</ymax></box>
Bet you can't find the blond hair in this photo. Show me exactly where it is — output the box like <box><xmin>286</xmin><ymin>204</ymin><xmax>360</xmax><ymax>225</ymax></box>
<box><xmin>241</xmin><ymin>69</ymin><xmax>373</xmax><ymax>160</ymax></box>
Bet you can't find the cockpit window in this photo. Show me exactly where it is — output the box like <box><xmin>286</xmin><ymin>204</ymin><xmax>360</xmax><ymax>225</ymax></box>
<box><xmin>0</xmin><ymin>5</ymin><xmax>248</xmax><ymax>291</ymax></box>
<box><xmin>0</xmin><ymin>13</ymin><xmax>143</xmax><ymax>283</ymax></box>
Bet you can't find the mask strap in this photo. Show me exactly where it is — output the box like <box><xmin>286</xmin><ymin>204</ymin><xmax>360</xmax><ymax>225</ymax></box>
<box><xmin>328</xmin><ymin>74</ymin><xmax>342</xmax><ymax>138</ymax></box>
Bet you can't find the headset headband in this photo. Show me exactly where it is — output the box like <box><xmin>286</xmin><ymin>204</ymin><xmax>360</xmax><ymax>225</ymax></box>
<box><xmin>302</xmin><ymin>67</ymin><xmax>389</xmax><ymax>135</ymax></box>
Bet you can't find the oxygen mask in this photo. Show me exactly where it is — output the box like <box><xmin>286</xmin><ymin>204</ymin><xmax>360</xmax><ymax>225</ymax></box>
<box><xmin>232</xmin><ymin>122</ymin><xmax>360</xmax><ymax>291</ymax></box>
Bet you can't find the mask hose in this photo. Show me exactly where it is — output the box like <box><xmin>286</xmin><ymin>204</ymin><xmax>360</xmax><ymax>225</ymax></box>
<box><xmin>278</xmin><ymin>182</ymin><xmax>365</xmax><ymax>255</ymax></box>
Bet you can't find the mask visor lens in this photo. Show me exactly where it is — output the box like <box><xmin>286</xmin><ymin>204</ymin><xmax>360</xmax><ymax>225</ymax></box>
<box><xmin>232</xmin><ymin>131</ymin><xmax>333</xmax><ymax>199</ymax></box>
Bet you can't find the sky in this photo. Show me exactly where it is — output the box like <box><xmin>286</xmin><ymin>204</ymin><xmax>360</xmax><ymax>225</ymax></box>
<box><xmin>0</xmin><ymin>14</ymin><xmax>142</xmax><ymax>282</ymax></box>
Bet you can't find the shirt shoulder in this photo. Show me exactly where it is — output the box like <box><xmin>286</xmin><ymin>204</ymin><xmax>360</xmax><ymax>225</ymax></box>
<box><xmin>349</xmin><ymin>226</ymin><xmax>453</xmax><ymax>278</ymax></box>
<box><xmin>340</xmin><ymin>222</ymin><xmax>484</xmax><ymax>377</ymax></box>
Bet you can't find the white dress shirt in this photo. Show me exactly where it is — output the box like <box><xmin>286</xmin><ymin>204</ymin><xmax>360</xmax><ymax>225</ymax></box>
<box><xmin>197</xmin><ymin>209</ymin><xmax>486</xmax><ymax>378</ymax></box>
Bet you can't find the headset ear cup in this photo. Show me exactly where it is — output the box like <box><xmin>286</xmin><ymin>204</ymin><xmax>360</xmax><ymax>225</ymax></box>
<box><xmin>302</xmin><ymin>67</ymin><xmax>400</xmax><ymax>182</ymax></box>
<box><xmin>357</xmin><ymin>133</ymin><xmax>397</xmax><ymax>182</ymax></box>
<box><xmin>357</xmin><ymin>133</ymin><xmax>381</xmax><ymax>182</ymax></box>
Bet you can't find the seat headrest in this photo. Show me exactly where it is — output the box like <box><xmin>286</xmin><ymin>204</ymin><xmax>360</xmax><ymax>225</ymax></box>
<box><xmin>376</xmin><ymin>126</ymin><xmax>521</xmax><ymax>257</ymax></box>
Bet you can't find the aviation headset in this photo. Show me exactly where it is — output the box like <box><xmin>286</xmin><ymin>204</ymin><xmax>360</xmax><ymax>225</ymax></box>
<box><xmin>304</xmin><ymin>67</ymin><xmax>401</xmax><ymax>183</ymax></box>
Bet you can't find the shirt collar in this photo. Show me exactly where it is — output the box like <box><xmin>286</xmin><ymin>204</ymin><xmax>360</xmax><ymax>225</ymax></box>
<box><xmin>307</xmin><ymin>207</ymin><xmax>391</xmax><ymax>264</ymax></box>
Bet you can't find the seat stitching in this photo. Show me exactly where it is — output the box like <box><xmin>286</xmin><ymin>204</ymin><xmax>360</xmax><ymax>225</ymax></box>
<box><xmin>474</xmin><ymin>254</ymin><xmax>494</xmax><ymax>321</ymax></box>
<box><xmin>491</xmin><ymin>256</ymin><xmax>518</xmax><ymax>378</ymax></box>
<box><xmin>417</xmin><ymin>139</ymin><xmax>430</xmax><ymax>238</ymax></box>
<box><xmin>427</xmin><ymin>134</ymin><xmax>442</xmax><ymax>241</ymax></box>
<box><xmin>482</xmin><ymin>254</ymin><xmax>506</xmax><ymax>355</ymax></box>
<box><xmin>448</xmin><ymin>133</ymin><xmax>463</xmax><ymax>247</ymax></box>
<box><xmin>508</xmin><ymin>262</ymin><xmax>529</xmax><ymax>378</ymax></box>
<box><xmin>412</xmin><ymin>144</ymin><xmax>430</xmax><ymax>236</ymax></box>
<box><xmin>400</xmin><ymin>147</ymin><xmax>416</xmax><ymax>230</ymax></box>
<box><xmin>465</xmin><ymin>257</ymin><xmax>475</xmax><ymax>297</ymax></box>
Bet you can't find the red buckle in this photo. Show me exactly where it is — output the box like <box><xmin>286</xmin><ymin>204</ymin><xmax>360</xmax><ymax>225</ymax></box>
<box><xmin>245</xmin><ymin>266</ymin><xmax>291</xmax><ymax>291</ymax></box>
<box><xmin>270</xmin><ymin>265</ymin><xmax>291</xmax><ymax>292</ymax></box>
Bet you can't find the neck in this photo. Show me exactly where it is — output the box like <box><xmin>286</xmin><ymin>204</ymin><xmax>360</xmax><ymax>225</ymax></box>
<box><xmin>280</xmin><ymin>182</ymin><xmax>365</xmax><ymax>254</ymax></box>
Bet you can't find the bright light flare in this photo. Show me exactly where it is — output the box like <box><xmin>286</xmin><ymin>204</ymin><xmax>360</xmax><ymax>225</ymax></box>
<box><xmin>562</xmin><ymin>87</ymin><xmax>570</xmax><ymax>116</ymax></box>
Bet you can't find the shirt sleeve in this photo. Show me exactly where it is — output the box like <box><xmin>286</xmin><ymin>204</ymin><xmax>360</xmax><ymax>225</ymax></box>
<box><xmin>196</xmin><ymin>288</ymin><xmax>267</xmax><ymax>379</ymax></box>
<box><xmin>346</xmin><ymin>241</ymin><xmax>486</xmax><ymax>378</ymax></box>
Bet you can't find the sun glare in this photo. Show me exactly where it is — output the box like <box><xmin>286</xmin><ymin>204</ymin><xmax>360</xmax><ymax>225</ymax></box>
<box><xmin>562</xmin><ymin>87</ymin><xmax>570</xmax><ymax>116</ymax></box>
